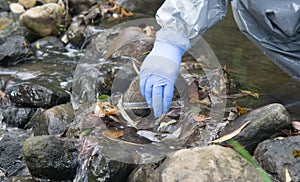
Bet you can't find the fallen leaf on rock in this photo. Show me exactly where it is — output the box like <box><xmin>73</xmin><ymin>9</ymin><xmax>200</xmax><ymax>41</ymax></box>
<box><xmin>210</xmin><ymin>120</ymin><xmax>251</xmax><ymax>143</ymax></box>
<box><xmin>292</xmin><ymin>150</ymin><xmax>300</xmax><ymax>158</ymax></box>
<box><xmin>292</xmin><ymin>121</ymin><xmax>300</xmax><ymax>131</ymax></box>
<box><xmin>192</xmin><ymin>114</ymin><xmax>206</xmax><ymax>122</ymax></box>
<box><xmin>102</xmin><ymin>129</ymin><xmax>124</xmax><ymax>139</ymax></box>
<box><xmin>285</xmin><ymin>168</ymin><xmax>292</xmax><ymax>182</ymax></box>
<box><xmin>94</xmin><ymin>101</ymin><xmax>119</xmax><ymax>117</ymax></box>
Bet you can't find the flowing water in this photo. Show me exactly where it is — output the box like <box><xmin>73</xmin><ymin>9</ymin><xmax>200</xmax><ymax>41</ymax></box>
<box><xmin>0</xmin><ymin>2</ymin><xmax>299</xmax><ymax>181</ymax></box>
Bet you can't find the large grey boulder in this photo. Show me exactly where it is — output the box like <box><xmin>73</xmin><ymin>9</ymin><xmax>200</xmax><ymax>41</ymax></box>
<box><xmin>129</xmin><ymin>145</ymin><xmax>265</xmax><ymax>182</ymax></box>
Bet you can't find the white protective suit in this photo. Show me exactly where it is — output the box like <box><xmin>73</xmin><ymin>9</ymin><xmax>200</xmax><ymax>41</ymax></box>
<box><xmin>155</xmin><ymin>0</ymin><xmax>300</xmax><ymax>80</ymax></box>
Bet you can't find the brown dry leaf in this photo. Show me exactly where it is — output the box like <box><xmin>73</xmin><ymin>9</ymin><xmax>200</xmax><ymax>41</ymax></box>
<box><xmin>121</xmin><ymin>7</ymin><xmax>133</xmax><ymax>16</ymax></box>
<box><xmin>292</xmin><ymin>121</ymin><xmax>300</xmax><ymax>131</ymax></box>
<box><xmin>192</xmin><ymin>114</ymin><xmax>206</xmax><ymax>122</ymax></box>
<box><xmin>240</xmin><ymin>89</ymin><xmax>260</xmax><ymax>99</ymax></box>
<box><xmin>94</xmin><ymin>102</ymin><xmax>119</xmax><ymax>117</ymax></box>
<box><xmin>210</xmin><ymin>120</ymin><xmax>251</xmax><ymax>143</ymax></box>
<box><xmin>102</xmin><ymin>129</ymin><xmax>124</xmax><ymax>139</ymax></box>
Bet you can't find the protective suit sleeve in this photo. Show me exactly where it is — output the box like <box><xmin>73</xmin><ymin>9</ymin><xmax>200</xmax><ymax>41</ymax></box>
<box><xmin>231</xmin><ymin>0</ymin><xmax>300</xmax><ymax>80</ymax></box>
<box><xmin>155</xmin><ymin>0</ymin><xmax>228</xmax><ymax>50</ymax></box>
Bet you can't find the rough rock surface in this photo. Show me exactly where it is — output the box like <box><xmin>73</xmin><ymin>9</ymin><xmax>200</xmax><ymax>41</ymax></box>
<box><xmin>220</xmin><ymin>103</ymin><xmax>291</xmax><ymax>153</ymax></box>
<box><xmin>129</xmin><ymin>145</ymin><xmax>265</xmax><ymax>182</ymax></box>
<box><xmin>20</xmin><ymin>3</ymin><xmax>65</xmax><ymax>37</ymax></box>
<box><xmin>8</xmin><ymin>83</ymin><xmax>70</xmax><ymax>108</ymax></box>
<box><xmin>254</xmin><ymin>136</ymin><xmax>300</xmax><ymax>182</ymax></box>
<box><xmin>22</xmin><ymin>135</ymin><xmax>79</xmax><ymax>181</ymax></box>
<box><xmin>0</xmin><ymin>35</ymin><xmax>32</xmax><ymax>65</ymax></box>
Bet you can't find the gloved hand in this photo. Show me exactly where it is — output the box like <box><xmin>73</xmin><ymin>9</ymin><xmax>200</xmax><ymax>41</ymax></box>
<box><xmin>140</xmin><ymin>40</ymin><xmax>185</xmax><ymax>117</ymax></box>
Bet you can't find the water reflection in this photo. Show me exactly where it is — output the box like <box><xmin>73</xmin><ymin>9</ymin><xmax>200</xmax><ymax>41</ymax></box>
<box><xmin>202</xmin><ymin>6</ymin><xmax>300</xmax><ymax>119</ymax></box>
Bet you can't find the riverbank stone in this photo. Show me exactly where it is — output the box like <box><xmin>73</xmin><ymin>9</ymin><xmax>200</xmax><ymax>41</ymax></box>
<box><xmin>254</xmin><ymin>135</ymin><xmax>300</xmax><ymax>182</ymax></box>
<box><xmin>22</xmin><ymin>135</ymin><xmax>79</xmax><ymax>181</ymax></box>
<box><xmin>0</xmin><ymin>35</ymin><xmax>32</xmax><ymax>65</ymax></box>
<box><xmin>129</xmin><ymin>145</ymin><xmax>264</xmax><ymax>182</ymax></box>
<box><xmin>0</xmin><ymin>106</ymin><xmax>36</xmax><ymax>128</ymax></box>
<box><xmin>25</xmin><ymin>103</ymin><xmax>74</xmax><ymax>135</ymax></box>
<box><xmin>20</xmin><ymin>3</ymin><xmax>65</xmax><ymax>37</ymax></box>
<box><xmin>8</xmin><ymin>83</ymin><xmax>70</xmax><ymax>108</ymax></box>
<box><xmin>220</xmin><ymin>103</ymin><xmax>291</xmax><ymax>153</ymax></box>
<box><xmin>0</xmin><ymin>128</ymin><xmax>31</xmax><ymax>181</ymax></box>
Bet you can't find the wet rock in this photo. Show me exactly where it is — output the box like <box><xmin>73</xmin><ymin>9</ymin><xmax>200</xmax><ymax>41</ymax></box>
<box><xmin>26</xmin><ymin>103</ymin><xmax>75</xmax><ymax>135</ymax></box>
<box><xmin>103</xmin><ymin>26</ymin><xmax>154</xmax><ymax>59</ymax></box>
<box><xmin>0</xmin><ymin>17</ymin><xmax>14</xmax><ymax>31</ymax></box>
<box><xmin>20</xmin><ymin>3</ymin><xmax>65</xmax><ymax>37</ymax></box>
<box><xmin>0</xmin><ymin>0</ymin><xmax>9</xmax><ymax>12</ymax></box>
<box><xmin>32</xmin><ymin>36</ymin><xmax>64</xmax><ymax>49</ymax></box>
<box><xmin>8</xmin><ymin>83</ymin><xmax>70</xmax><ymax>108</ymax></box>
<box><xmin>254</xmin><ymin>136</ymin><xmax>300</xmax><ymax>182</ymax></box>
<box><xmin>74</xmin><ymin>137</ymin><xmax>135</xmax><ymax>182</ymax></box>
<box><xmin>68</xmin><ymin>0</ymin><xmax>97</xmax><ymax>16</ymax></box>
<box><xmin>65</xmin><ymin>19</ymin><xmax>85</xmax><ymax>47</ymax></box>
<box><xmin>0</xmin><ymin>21</ymin><xmax>41</xmax><ymax>43</ymax></box>
<box><xmin>0</xmin><ymin>128</ymin><xmax>31</xmax><ymax>181</ymax></box>
<box><xmin>129</xmin><ymin>145</ymin><xmax>264</xmax><ymax>182</ymax></box>
<box><xmin>220</xmin><ymin>103</ymin><xmax>291</xmax><ymax>153</ymax></box>
<box><xmin>0</xmin><ymin>106</ymin><xmax>36</xmax><ymax>128</ymax></box>
<box><xmin>0</xmin><ymin>35</ymin><xmax>33</xmax><ymax>66</ymax></box>
<box><xmin>72</xmin><ymin>26</ymin><xmax>153</xmax><ymax>108</ymax></box>
<box><xmin>22</xmin><ymin>135</ymin><xmax>79</xmax><ymax>181</ymax></box>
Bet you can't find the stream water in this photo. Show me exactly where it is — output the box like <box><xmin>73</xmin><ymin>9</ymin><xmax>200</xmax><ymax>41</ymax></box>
<box><xmin>202</xmin><ymin>6</ymin><xmax>300</xmax><ymax>119</ymax></box>
<box><xmin>0</xmin><ymin>2</ymin><xmax>299</xmax><ymax>181</ymax></box>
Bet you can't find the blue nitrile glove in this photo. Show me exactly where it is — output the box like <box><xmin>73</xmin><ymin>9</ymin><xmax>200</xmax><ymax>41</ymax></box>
<box><xmin>140</xmin><ymin>40</ymin><xmax>185</xmax><ymax>118</ymax></box>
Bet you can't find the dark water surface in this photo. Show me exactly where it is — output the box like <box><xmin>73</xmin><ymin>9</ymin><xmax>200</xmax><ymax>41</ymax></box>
<box><xmin>202</xmin><ymin>7</ymin><xmax>300</xmax><ymax>119</ymax></box>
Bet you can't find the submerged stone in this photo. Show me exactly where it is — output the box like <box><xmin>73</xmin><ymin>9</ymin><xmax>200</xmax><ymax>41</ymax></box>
<box><xmin>22</xmin><ymin>135</ymin><xmax>79</xmax><ymax>181</ymax></box>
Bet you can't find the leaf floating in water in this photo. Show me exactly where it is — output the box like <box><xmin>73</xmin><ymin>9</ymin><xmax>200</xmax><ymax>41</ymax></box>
<box><xmin>210</xmin><ymin>120</ymin><xmax>251</xmax><ymax>143</ymax></box>
<box><xmin>102</xmin><ymin>129</ymin><xmax>124</xmax><ymax>139</ymax></box>
<box><xmin>80</xmin><ymin>128</ymin><xmax>93</xmax><ymax>136</ymax></box>
<box><xmin>240</xmin><ymin>89</ymin><xmax>260</xmax><ymax>99</ymax></box>
<box><xmin>292</xmin><ymin>150</ymin><xmax>300</xmax><ymax>158</ymax></box>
